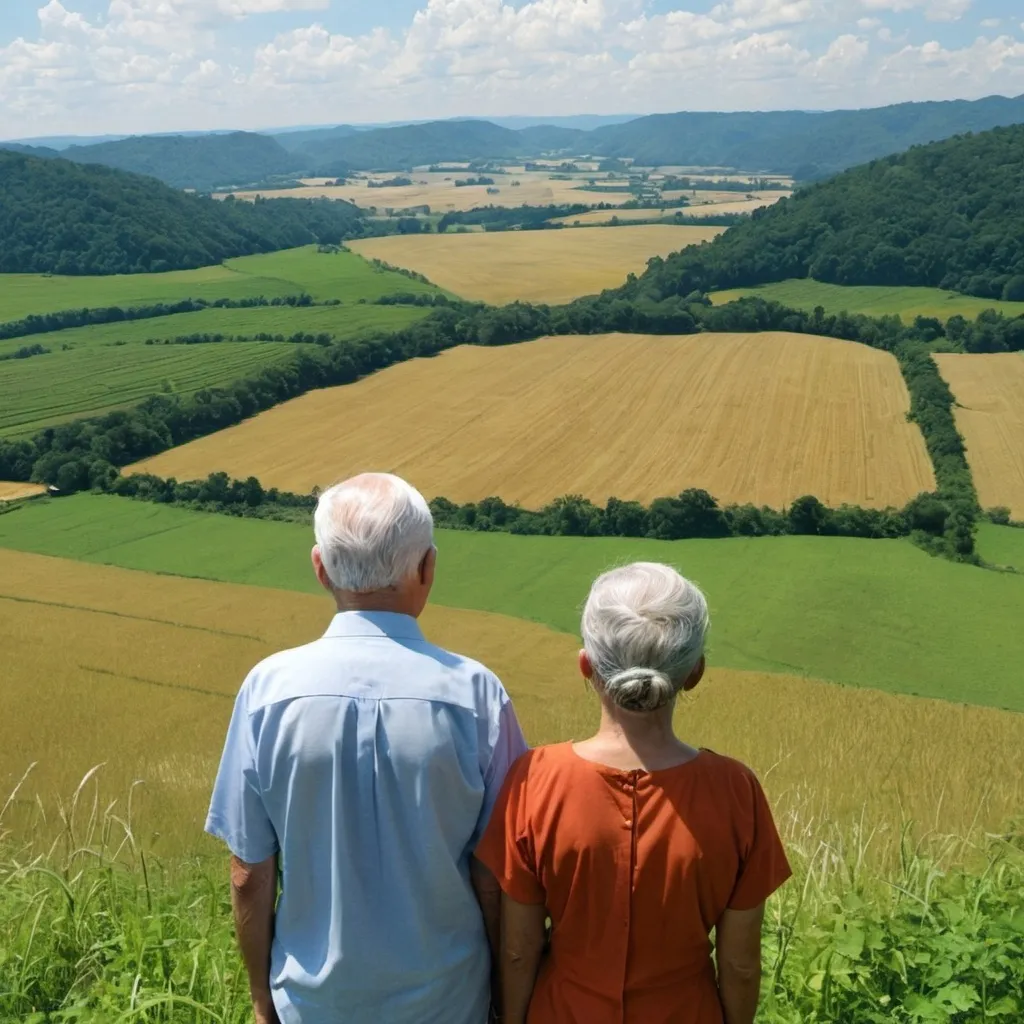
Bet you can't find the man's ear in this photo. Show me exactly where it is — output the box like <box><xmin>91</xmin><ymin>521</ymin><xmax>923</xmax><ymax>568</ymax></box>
<box><xmin>311</xmin><ymin>545</ymin><xmax>333</xmax><ymax>593</ymax></box>
<box><xmin>682</xmin><ymin>655</ymin><xmax>706</xmax><ymax>693</ymax></box>
<box><xmin>420</xmin><ymin>546</ymin><xmax>437</xmax><ymax>588</ymax></box>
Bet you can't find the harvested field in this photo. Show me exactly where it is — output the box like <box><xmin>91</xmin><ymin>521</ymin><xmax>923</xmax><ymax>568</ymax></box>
<box><xmin>936</xmin><ymin>352</ymin><xmax>1024</xmax><ymax>517</ymax></box>
<box><xmin>2</xmin><ymin>548</ymin><xmax>1021</xmax><ymax>855</ymax></box>
<box><xmin>0</xmin><ymin>482</ymin><xmax>46</xmax><ymax>501</ymax></box>
<box><xmin>349</xmin><ymin>226</ymin><xmax>722</xmax><ymax>304</ymax></box>
<box><xmin>129</xmin><ymin>331</ymin><xmax>934</xmax><ymax>510</ymax></box>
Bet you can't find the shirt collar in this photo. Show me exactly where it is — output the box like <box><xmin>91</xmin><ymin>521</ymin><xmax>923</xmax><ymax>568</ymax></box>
<box><xmin>323</xmin><ymin>610</ymin><xmax>426</xmax><ymax>642</ymax></box>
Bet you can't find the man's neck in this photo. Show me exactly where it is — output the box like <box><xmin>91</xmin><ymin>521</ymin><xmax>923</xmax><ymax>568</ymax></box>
<box><xmin>333</xmin><ymin>590</ymin><xmax>420</xmax><ymax>617</ymax></box>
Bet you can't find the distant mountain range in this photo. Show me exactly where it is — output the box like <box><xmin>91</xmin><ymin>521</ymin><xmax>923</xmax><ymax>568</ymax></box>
<box><xmin>4</xmin><ymin>94</ymin><xmax>1024</xmax><ymax>192</ymax></box>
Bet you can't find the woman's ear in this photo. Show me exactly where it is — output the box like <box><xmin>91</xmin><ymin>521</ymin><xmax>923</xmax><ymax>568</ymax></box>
<box><xmin>682</xmin><ymin>655</ymin><xmax>706</xmax><ymax>693</ymax></box>
<box><xmin>578</xmin><ymin>649</ymin><xmax>593</xmax><ymax>681</ymax></box>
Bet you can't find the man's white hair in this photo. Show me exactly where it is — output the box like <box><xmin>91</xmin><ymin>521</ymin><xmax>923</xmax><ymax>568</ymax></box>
<box><xmin>581</xmin><ymin>562</ymin><xmax>710</xmax><ymax>713</ymax></box>
<box><xmin>313</xmin><ymin>473</ymin><xmax>434</xmax><ymax>592</ymax></box>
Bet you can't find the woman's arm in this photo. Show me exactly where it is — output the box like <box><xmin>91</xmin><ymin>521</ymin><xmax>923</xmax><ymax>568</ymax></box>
<box><xmin>715</xmin><ymin>903</ymin><xmax>765</xmax><ymax>1024</ymax></box>
<box><xmin>501</xmin><ymin>894</ymin><xmax>547</xmax><ymax>1024</ymax></box>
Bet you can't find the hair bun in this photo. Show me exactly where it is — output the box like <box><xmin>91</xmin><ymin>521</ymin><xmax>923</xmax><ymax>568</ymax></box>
<box><xmin>604</xmin><ymin>667</ymin><xmax>676</xmax><ymax>712</ymax></box>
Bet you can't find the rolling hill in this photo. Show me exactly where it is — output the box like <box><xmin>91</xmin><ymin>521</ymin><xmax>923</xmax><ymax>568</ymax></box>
<box><xmin>0</xmin><ymin>151</ymin><xmax>365</xmax><ymax>275</ymax></box>
<box><xmin>625</xmin><ymin>124</ymin><xmax>1024</xmax><ymax>303</ymax></box>
<box><xmin>62</xmin><ymin>131</ymin><xmax>300</xmax><ymax>191</ymax></box>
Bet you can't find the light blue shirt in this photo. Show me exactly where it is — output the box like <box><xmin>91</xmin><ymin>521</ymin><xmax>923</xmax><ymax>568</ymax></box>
<box><xmin>206</xmin><ymin>610</ymin><xmax>528</xmax><ymax>1024</ymax></box>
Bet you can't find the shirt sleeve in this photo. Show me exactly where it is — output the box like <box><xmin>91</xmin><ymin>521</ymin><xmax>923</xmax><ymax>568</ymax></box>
<box><xmin>205</xmin><ymin>682</ymin><xmax>279</xmax><ymax>864</ymax></box>
<box><xmin>471</xmin><ymin>696</ymin><xmax>529</xmax><ymax>846</ymax></box>
<box><xmin>727</xmin><ymin>770</ymin><xmax>792</xmax><ymax>911</ymax></box>
<box><xmin>474</xmin><ymin>753</ymin><xmax>545</xmax><ymax>905</ymax></box>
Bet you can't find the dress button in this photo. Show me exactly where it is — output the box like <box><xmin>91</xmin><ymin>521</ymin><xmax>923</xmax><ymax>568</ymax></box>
<box><xmin>624</xmin><ymin>819</ymin><xmax>633</xmax><ymax>827</ymax></box>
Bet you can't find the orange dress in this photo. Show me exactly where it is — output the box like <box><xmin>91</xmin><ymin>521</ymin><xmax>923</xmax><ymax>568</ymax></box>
<box><xmin>475</xmin><ymin>743</ymin><xmax>791</xmax><ymax>1024</ymax></box>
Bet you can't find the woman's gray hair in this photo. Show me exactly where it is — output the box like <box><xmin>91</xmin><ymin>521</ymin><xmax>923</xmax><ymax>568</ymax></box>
<box><xmin>313</xmin><ymin>473</ymin><xmax>434</xmax><ymax>592</ymax></box>
<box><xmin>581</xmin><ymin>562</ymin><xmax>710</xmax><ymax>712</ymax></box>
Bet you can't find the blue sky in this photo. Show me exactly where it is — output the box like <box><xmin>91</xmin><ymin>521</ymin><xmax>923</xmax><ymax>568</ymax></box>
<box><xmin>1</xmin><ymin>0</ymin><xmax>1022</xmax><ymax>139</ymax></box>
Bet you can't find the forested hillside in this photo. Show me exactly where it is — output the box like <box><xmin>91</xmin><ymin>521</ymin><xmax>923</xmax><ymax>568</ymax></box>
<box><xmin>0</xmin><ymin>152</ymin><xmax>365</xmax><ymax>275</ymax></box>
<box><xmin>627</xmin><ymin>125</ymin><xmax>1024</xmax><ymax>303</ymax></box>
<box><xmin>590</xmin><ymin>94</ymin><xmax>1024</xmax><ymax>178</ymax></box>
<box><xmin>63</xmin><ymin>132</ymin><xmax>299</xmax><ymax>191</ymax></box>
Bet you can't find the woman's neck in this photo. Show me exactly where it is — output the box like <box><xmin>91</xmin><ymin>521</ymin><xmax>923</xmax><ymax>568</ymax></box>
<box><xmin>574</xmin><ymin>701</ymin><xmax>699</xmax><ymax>772</ymax></box>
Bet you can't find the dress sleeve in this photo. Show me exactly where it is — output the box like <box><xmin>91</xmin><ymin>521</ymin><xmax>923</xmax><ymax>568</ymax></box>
<box><xmin>474</xmin><ymin>752</ymin><xmax>546</xmax><ymax>906</ymax></box>
<box><xmin>727</xmin><ymin>770</ymin><xmax>792</xmax><ymax>911</ymax></box>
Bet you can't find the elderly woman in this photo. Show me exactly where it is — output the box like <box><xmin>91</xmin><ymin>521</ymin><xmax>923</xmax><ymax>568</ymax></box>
<box><xmin>475</xmin><ymin>562</ymin><xmax>791</xmax><ymax>1024</ymax></box>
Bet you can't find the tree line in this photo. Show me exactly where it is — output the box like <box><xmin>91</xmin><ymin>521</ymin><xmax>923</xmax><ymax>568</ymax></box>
<box><xmin>0</xmin><ymin>291</ymin><xmax>986</xmax><ymax>561</ymax></box>
<box><xmin>0</xmin><ymin>294</ymin><xmax>327</xmax><ymax>343</ymax></box>
<box><xmin>624</xmin><ymin>125</ymin><xmax>1024</xmax><ymax>302</ymax></box>
<box><xmin>99</xmin><ymin>471</ymin><xmax>959</xmax><ymax>552</ymax></box>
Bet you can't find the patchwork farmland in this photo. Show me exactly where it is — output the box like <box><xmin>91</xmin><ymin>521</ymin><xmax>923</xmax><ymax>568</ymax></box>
<box><xmin>129</xmin><ymin>331</ymin><xmax>935</xmax><ymax>510</ymax></box>
<box><xmin>349</xmin><ymin>225</ymin><xmax>723</xmax><ymax>304</ymax></box>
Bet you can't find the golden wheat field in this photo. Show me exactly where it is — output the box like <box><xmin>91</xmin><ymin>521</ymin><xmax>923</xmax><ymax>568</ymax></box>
<box><xmin>3</xmin><ymin>549</ymin><xmax>1022</xmax><ymax>859</ymax></box>
<box><xmin>0</xmin><ymin>482</ymin><xmax>46</xmax><ymax>501</ymax></box>
<box><xmin>348</xmin><ymin>225</ymin><xmax>723</xmax><ymax>304</ymax></box>
<box><xmin>131</xmin><ymin>332</ymin><xmax>935</xmax><ymax>510</ymax></box>
<box><xmin>935</xmin><ymin>353</ymin><xmax>1024</xmax><ymax>517</ymax></box>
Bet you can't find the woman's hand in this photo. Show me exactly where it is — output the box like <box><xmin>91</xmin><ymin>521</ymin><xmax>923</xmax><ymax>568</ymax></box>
<box><xmin>716</xmin><ymin>903</ymin><xmax>765</xmax><ymax>1024</ymax></box>
<box><xmin>501</xmin><ymin>895</ymin><xmax>548</xmax><ymax>1024</ymax></box>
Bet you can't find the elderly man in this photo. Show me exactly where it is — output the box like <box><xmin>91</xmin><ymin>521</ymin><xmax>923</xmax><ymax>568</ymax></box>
<box><xmin>206</xmin><ymin>472</ymin><xmax>527</xmax><ymax>1024</ymax></box>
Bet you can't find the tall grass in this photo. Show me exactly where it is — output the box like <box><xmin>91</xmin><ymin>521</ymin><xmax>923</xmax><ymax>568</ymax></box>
<box><xmin>2</xmin><ymin>768</ymin><xmax>1021</xmax><ymax>1023</ymax></box>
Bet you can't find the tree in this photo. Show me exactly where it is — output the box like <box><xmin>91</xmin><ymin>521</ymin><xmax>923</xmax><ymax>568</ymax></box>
<box><xmin>788</xmin><ymin>495</ymin><xmax>828</xmax><ymax>535</ymax></box>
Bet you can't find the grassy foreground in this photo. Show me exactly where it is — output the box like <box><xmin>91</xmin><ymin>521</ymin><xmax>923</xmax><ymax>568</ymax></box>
<box><xmin>2</xmin><ymin>495</ymin><xmax>1024</xmax><ymax>710</ymax></box>
<box><xmin>2</xmin><ymin>779</ymin><xmax>1021</xmax><ymax>1023</ymax></box>
<box><xmin>710</xmin><ymin>280</ymin><xmax>1024</xmax><ymax>321</ymax></box>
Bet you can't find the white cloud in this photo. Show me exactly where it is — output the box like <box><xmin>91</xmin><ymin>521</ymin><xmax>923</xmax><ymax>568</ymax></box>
<box><xmin>814</xmin><ymin>33</ymin><xmax>870</xmax><ymax>75</ymax></box>
<box><xmin>980</xmin><ymin>18</ymin><xmax>1000</xmax><ymax>28</ymax></box>
<box><xmin>859</xmin><ymin>0</ymin><xmax>972</xmax><ymax>22</ymax></box>
<box><xmin>0</xmin><ymin>0</ymin><xmax>1022</xmax><ymax>137</ymax></box>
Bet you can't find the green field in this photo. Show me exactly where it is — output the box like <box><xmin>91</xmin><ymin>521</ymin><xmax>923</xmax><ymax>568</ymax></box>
<box><xmin>0</xmin><ymin>246</ymin><xmax>438</xmax><ymax>323</ymax></box>
<box><xmin>0</xmin><ymin>246</ymin><xmax>439</xmax><ymax>436</ymax></box>
<box><xmin>0</xmin><ymin>342</ymin><xmax>304</xmax><ymax>437</ymax></box>
<box><xmin>711</xmin><ymin>279</ymin><xmax>1024</xmax><ymax>321</ymax></box>
<box><xmin>3</xmin><ymin>494</ymin><xmax>1023</xmax><ymax>711</ymax></box>
<box><xmin>0</xmin><ymin>303</ymin><xmax>429</xmax><ymax>359</ymax></box>
<box><xmin>977</xmin><ymin>522</ymin><xmax>1024</xmax><ymax>569</ymax></box>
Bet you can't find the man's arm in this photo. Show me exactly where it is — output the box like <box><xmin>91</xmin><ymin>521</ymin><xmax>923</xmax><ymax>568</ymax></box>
<box><xmin>715</xmin><ymin>903</ymin><xmax>765</xmax><ymax>1024</ymax></box>
<box><xmin>500</xmin><ymin>895</ymin><xmax>547</xmax><ymax>1024</ymax></box>
<box><xmin>230</xmin><ymin>854</ymin><xmax>280</xmax><ymax>1024</ymax></box>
